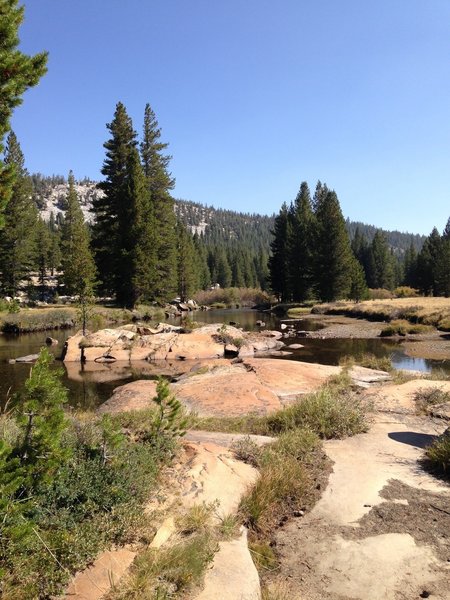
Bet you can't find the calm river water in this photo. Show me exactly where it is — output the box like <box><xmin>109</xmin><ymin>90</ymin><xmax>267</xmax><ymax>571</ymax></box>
<box><xmin>1</xmin><ymin>308</ymin><xmax>449</xmax><ymax>408</ymax></box>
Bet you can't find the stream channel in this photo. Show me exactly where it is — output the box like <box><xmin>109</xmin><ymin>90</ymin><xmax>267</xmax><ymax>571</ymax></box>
<box><xmin>1</xmin><ymin>308</ymin><xmax>449</xmax><ymax>409</ymax></box>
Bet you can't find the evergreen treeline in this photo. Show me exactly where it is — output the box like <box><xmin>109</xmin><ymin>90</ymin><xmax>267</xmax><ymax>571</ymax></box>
<box><xmin>269</xmin><ymin>181</ymin><xmax>450</xmax><ymax>301</ymax></box>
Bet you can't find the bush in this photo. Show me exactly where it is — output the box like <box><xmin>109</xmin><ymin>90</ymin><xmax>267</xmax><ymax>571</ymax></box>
<box><xmin>424</xmin><ymin>430</ymin><xmax>450</xmax><ymax>477</ymax></box>
<box><xmin>394</xmin><ymin>286</ymin><xmax>418</xmax><ymax>298</ymax></box>
<box><xmin>380</xmin><ymin>320</ymin><xmax>433</xmax><ymax>337</ymax></box>
<box><xmin>266</xmin><ymin>385</ymin><xmax>369</xmax><ymax>439</ymax></box>
<box><xmin>438</xmin><ymin>318</ymin><xmax>450</xmax><ymax>332</ymax></box>
<box><xmin>368</xmin><ymin>288</ymin><xmax>394</xmax><ymax>300</ymax></box>
<box><xmin>339</xmin><ymin>352</ymin><xmax>392</xmax><ymax>372</ymax></box>
<box><xmin>0</xmin><ymin>357</ymin><xmax>183</xmax><ymax>598</ymax></box>
<box><xmin>414</xmin><ymin>387</ymin><xmax>450</xmax><ymax>414</ymax></box>
<box><xmin>231</xmin><ymin>435</ymin><xmax>262</xmax><ymax>467</ymax></box>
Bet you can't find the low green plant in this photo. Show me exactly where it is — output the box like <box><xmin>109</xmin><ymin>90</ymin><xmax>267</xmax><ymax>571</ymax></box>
<box><xmin>266</xmin><ymin>386</ymin><xmax>369</xmax><ymax>439</ymax></box>
<box><xmin>424</xmin><ymin>430</ymin><xmax>450</xmax><ymax>477</ymax></box>
<box><xmin>380</xmin><ymin>320</ymin><xmax>433</xmax><ymax>337</ymax></box>
<box><xmin>230</xmin><ymin>435</ymin><xmax>262</xmax><ymax>467</ymax></box>
<box><xmin>7</xmin><ymin>299</ymin><xmax>20</xmax><ymax>314</ymax></box>
<box><xmin>218</xmin><ymin>513</ymin><xmax>240</xmax><ymax>540</ymax></box>
<box><xmin>339</xmin><ymin>352</ymin><xmax>392</xmax><ymax>372</ymax></box>
<box><xmin>249</xmin><ymin>541</ymin><xmax>278</xmax><ymax>571</ymax></box>
<box><xmin>176</xmin><ymin>503</ymin><xmax>215</xmax><ymax>535</ymax></box>
<box><xmin>110</xmin><ymin>532</ymin><xmax>217</xmax><ymax>599</ymax></box>
<box><xmin>414</xmin><ymin>387</ymin><xmax>450</xmax><ymax>414</ymax></box>
<box><xmin>240</xmin><ymin>452</ymin><xmax>307</xmax><ymax>532</ymax></box>
<box><xmin>0</xmin><ymin>354</ymin><xmax>184</xmax><ymax>598</ymax></box>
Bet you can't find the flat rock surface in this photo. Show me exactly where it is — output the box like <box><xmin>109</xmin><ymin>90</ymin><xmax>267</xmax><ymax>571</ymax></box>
<box><xmin>365</xmin><ymin>379</ymin><xmax>450</xmax><ymax>414</ymax></box>
<box><xmin>173</xmin><ymin>364</ymin><xmax>282</xmax><ymax>416</ymax></box>
<box><xmin>99</xmin><ymin>359</ymin><xmax>390</xmax><ymax>416</ymax></box>
<box><xmin>98</xmin><ymin>380</ymin><xmax>159</xmax><ymax>414</ymax></box>
<box><xmin>64</xmin><ymin>548</ymin><xmax>136</xmax><ymax>600</ymax></box>
<box><xmin>195</xmin><ymin>528</ymin><xmax>260</xmax><ymax>600</ymax></box>
<box><xmin>243</xmin><ymin>358</ymin><xmax>340</xmax><ymax>402</ymax></box>
<box><xmin>185</xmin><ymin>429</ymin><xmax>274</xmax><ymax>448</ymax></box>
<box><xmin>181</xmin><ymin>441</ymin><xmax>258</xmax><ymax>517</ymax></box>
<box><xmin>274</xmin><ymin>412</ymin><xmax>450</xmax><ymax>599</ymax></box>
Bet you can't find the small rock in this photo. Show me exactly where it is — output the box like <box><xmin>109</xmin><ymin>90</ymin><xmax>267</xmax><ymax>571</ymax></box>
<box><xmin>224</xmin><ymin>344</ymin><xmax>239</xmax><ymax>358</ymax></box>
<box><xmin>14</xmin><ymin>354</ymin><xmax>40</xmax><ymax>363</ymax></box>
<box><xmin>280</xmin><ymin>323</ymin><xmax>287</xmax><ymax>330</ymax></box>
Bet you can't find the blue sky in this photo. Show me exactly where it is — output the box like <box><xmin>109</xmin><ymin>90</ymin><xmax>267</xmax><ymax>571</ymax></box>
<box><xmin>12</xmin><ymin>0</ymin><xmax>450</xmax><ymax>235</ymax></box>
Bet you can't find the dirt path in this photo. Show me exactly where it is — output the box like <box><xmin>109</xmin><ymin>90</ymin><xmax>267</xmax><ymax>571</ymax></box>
<box><xmin>272</xmin><ymin>412</ymin><xmax>450</xmax><ymax>599</ymax></box>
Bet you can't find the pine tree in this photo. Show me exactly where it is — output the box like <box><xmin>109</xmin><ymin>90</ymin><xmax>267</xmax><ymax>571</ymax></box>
<box><xmin>140</xmin><ymin>103</ymin><xmax>177</xmax><ymax>302</ymax></box>
<box><xmin>403</xmin><ymin>242</ymin><xmax>418</xmax><ymax>288</ymax></box>
<box><xmin>215</xmin><ymin>247</ymin><xmax>232</xmax><ymax>288</ymax></box>
<box><xmin>416</xmin><ymin>227</ymin><xmax>442</xmax><ymax>295</ymax></box>
<box><xmin>192</xmin><ymin>234</ymin><xmax>211</xmax><ymax>290</ymax></box>
<box><xmin>35</xmin><ymin>217</ymin><xmax>50</xmax><ymax>296</ymax></box>
<box><xmin>60</xmin><ymin>172</ymin><xmax>96</xmax><ymax>303</ymax></box>
<box><xmin>367</xmin><ymin>231</ymin><xmax>395</xmax><ymax>290</ymax></box>
<box><xmin>435</xmin><ymin>218</ymin><xmax>450</xmax><ymax>297</ymax></box>
<box><xmin>288</xmin><ymin>182</ymin><xmax>314</xmax><ymax>301</ymax></box>
<box><xmin>176</xmin><ymin>221</ymin><xmax>197</xmax><ymax>301</ymax></box>
<box><xmin>0</xmin><ymin>0</ymin><xmax>47</xmax><ymax>226</ymax></box>
<box><xmin>349</xmin><ymin>257</ymin><xmax>369</xmax><ymax>301</ymax></box>
<box><xmin>314</xmin><ymin>190</ymin><xmax>354</xmax><ymax>301</ymax></box>
<box><xmin>269</xmin><ymin>203</ymin><xmax>291</xmax><ymax>301</ymax></box>
<box><xmin>0</xmin><ymin>132</ymin><xmax>38</xmax><ymax>295</ymax></box>
<box><xmin>128</xmin><ymin>147</ymin><xmax>156</xmax><ymax>307</ymax></box>
<box><xmin>91</xmin><ymin>102</ymin><xmax>137</xmax><ymax>299</ymax></box>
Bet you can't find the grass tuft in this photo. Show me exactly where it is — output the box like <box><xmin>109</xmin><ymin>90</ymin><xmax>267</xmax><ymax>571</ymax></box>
<box><xmin>423</xmin><ymin>430</ymin><xmax>450</xmax><ymax>478</ymax></box>
<box><xmin>414</xmin><ymin>387</ymin><xmax>450</xmax><ymax>414</ymax></box>
<box><xmin>380</xmin><ymin>319</ymin><xmax>433</xmax><ymax>337</ymax></box>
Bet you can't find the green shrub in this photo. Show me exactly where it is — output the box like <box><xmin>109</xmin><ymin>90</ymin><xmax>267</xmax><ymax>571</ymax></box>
<box><xmin>0</xmin><ymin>357</ymin><xmax>183</xmax><ymax>598</ymax></box>
<box><xmin>231</xmin><ymin>435</ymin><xmax>262</xmax><ymax>467</ymax></box>
<box><xmin>111</xmin><ymin>532</ymin><xmax>217</xmax><ymax>599</ymax></box>
<box><xmin>380</xmin><ymin>319</ymin><xmax>433</xmax><ymax>337</ymax></box>
<box><xmin>394</xmin><ymin>286</ymin><xmax>418</xmax><ymax>298</ymax></box>
<box><xmin>266</xmin><ymin>386</ymin><xmax>369</xmax><ymax>439</ymax></box>
<box><xmin>424</xmin><ymin>430</ymin><xmax>450</xmax><ymax>477</ymax></box>
<box><xmin>339</xmin><ymin>352</ymin><xmax>392</xmax><ymax>372</ymax></box>
<box><xmin>240</xmin><ymin>452</ymin><xmax>307</xmax><ymax>532</ymax></box>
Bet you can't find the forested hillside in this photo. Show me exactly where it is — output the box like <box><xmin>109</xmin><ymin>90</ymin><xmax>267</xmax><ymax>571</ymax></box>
<box><xmin>32</xmin><ymin>176</ymin><xmax>424</xmax><ymax>254</ymax></box>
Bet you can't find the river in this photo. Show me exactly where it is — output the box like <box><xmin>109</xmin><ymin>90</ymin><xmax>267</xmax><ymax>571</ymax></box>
<box><xmin>1</xmin><ymin>308</ymin><xmax>449</xmax><ymax>409</ymax></box>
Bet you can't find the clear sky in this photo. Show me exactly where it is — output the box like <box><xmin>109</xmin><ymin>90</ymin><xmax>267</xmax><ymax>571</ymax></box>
<box><xmin>11</xmin><ymin>0</ymin><xmax>450</xmax><ymax>235</ymax></box>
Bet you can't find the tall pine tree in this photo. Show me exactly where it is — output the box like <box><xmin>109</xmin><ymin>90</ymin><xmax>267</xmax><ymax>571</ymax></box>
<box><xmin>314</xmin><ymin>190</ymin><xmax>354</xmax><ymax>301</ymax></box>
<box><xmin>268</xmin><ymin>202</ymin><xmax>291</xmax><ymax>301</ymax></box>
<box><xmin>60</xmin><ymin>172</ymin><xmax>96</xmax><ymax>299</ymax></box>
<box><xmin>0</xmin><ymin>132</ymin><xmax>38</xmax><ymax>295</ymax></box>
<box><xmin>91</xmin><ymin>102</ymin><xmax>137</xmax><ymax>300</ymax></box>
<box><xmin>140</xmin><ymin>103</ymin><xmax>177</xmax><ymax>302</ymax></box>
<box><xmin>287</xmin><ymin>182</ymin><xmax>314</xmax><ymax>301</ymax></box>
<box><xmin>0</xmin><ymin>0</ymin><xmax>47</xmax><ymax>226</ymax></box>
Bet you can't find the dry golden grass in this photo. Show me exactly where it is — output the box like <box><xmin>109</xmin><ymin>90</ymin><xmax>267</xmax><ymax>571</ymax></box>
<box><xmin>313</xmin><ymin>297</ymin><xmax>450</xmax><ymax>329</ymax></box>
